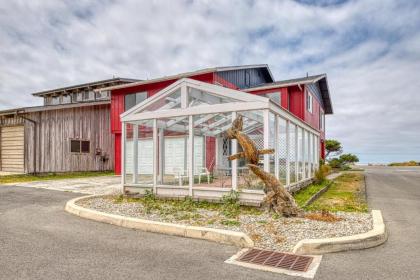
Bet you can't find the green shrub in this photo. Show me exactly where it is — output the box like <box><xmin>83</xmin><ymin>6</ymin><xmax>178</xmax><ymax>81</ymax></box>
<box><xmin>314</xmin><ymin>164</ymin><xmax>331</xmax><ymax>184</ymax></box>
<box><xmin>221</xmin><ymin>190</ymin><xmax>240</xmax><ymax>218</ymax></box>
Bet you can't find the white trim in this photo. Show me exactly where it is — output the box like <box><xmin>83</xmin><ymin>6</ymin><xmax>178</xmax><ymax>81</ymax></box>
<box><xmin>231</xmin><ymin>112</ymin><xmax>238</xmax><ymax>190</ymax></box>
<box><xmin>132</xmin><ymin>124</ymin><xmax>138</xmax><ymax>184</ymax></box>
<box><xmin>188</xmin><ymin>115</ymin><xmax>194</xmax><ymax>196</ymax></box>
<box><xmin>268</xmin><ymin>102</ymin><xmax>319</xmax><ymax>135</ymax></box>
<box><xmin>121</xmin><ymin>123</ymin><xmax>126</xmax><ymax>190</ymax></box>
<box><xmin>286</xmin><ymin>120</ymin><xmax>290</xmax><ymax>186</ymax></box>
<box><xmin>274</xmin><ymin>115</ymin><xmax>279</xmax><ymax>179</ymax></box>
<box><xmin>153</xmin><ymin>119</ymin><xmax>158</xmax><ymax>192</ymax></box>
<box><xmin>295</xmin><ymin>124</ymin><xmax>299</xmax><ymax>183</ymax></box>
<box><xmin>123</xmin><ymin>101</ymin><xmax>269</xmax><ymax>122</ymax></box>
<box><xmin>263</xmin><ymin>110</ymin><xmax>270</xmax><ymax>173</ymax></box>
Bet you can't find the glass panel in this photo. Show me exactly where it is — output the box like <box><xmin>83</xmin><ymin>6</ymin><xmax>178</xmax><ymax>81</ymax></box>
<box><xmin>268</xmin><ymin>112</ymin><xmax>275</xmax><ymax>175</ymax></box>
<box><xmin>62</xmin><ymin>95</ymin><xmax>71</xmax><ymax>104</ymax></box>
<box><xmin>81</xmin><ymin>141</ymin><xmax>90</xmax><ymax>153</ymax></box>
<box><xmin>277</xmin><ymin>117</ymin><xmax>287</xmax><ymax>185</ymax></box>
<box><xmin>136</xmin><ymin>121</ymin><xmax>154</xmax><ymax>186</ymax></box>
<box><xmin>125</xmin><ymin>92</ymin><xmax>147</xmax><ymax>111</ymax></box>
<box><xmin>289</xmin><ymin>124</ymin><xmax>297</xmax><ymax>183</ymax></box>
<box><xmin>70</xmin><ymin>140</ymin><xmax>80</xmax><ymax>153</ymax></box>
<box><xmin>124</xmin><ymin>121</ymin><xmax>154</xmax><ymax>186</ymax></box>
<box><xmin>124</xmin><ymin>123</ymin><xmax>134</xmax><ymax>183</ymax></box>
<box><xmin>193</xmin><ymin>113</ymin><xmax>231</xmax><ymax>188</ymax></box>
<box><xmin>236</xmin><ymin>110</ymin><xmax>265</xmax><ymax>191</ymax></box>
<box><xmin>156</xmin><ymin>116</ymin><xmax>189</xmax><ymax>186</ymax></box>
<box><xmin>144</xmin><ymin>89</ymin><xmax>181</xmax><ymax>112</ymax></box>
<box><xmin>188</xmin><ymin>87</ymin><xmax>237</xmax><ymax>107</ymax></box>
<box><xmin>297</xmin><ymin>127</ymin><xmax>303</xmax><ymax>181</ymax></box>
<box><xmin>304</xmin><ymin>130</ymin><xmax>309</xmax><ymax>179</ymax></box>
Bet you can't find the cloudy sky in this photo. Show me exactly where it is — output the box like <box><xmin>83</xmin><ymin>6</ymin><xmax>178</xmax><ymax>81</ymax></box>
<box><xmin>1</xmin><ymin>0</ymin><xmax>419</xmax><ymax>163</ymax></box>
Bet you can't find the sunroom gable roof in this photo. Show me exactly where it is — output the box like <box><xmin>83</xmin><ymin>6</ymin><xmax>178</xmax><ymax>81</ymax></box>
<box><xmin>121</xmin><ymin>78</ymin><xmax>270</xmax><ymax>121</ymax></box>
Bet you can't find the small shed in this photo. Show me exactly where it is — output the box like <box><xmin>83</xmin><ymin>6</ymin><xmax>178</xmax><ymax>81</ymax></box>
<box><xmin>121</xmin><ymin>78</ymin><xmax>320</xmax><ymax>203</ymax></box>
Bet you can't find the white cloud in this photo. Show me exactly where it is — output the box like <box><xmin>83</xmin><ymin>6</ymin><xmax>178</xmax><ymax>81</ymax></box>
<box><xmin>0</xmin><ymin>0</ymin><xmax>419</xmax><ymax>163</ymax></box>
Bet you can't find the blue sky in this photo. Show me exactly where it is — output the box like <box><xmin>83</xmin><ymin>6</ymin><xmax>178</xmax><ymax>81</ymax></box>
<box><xmin>0</xmin><ymin>0</ymin><xmax>420</xmax><ymax>164</ymax></box>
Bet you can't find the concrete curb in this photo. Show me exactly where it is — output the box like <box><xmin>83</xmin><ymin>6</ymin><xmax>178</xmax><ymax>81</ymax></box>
<box><xmin>303</xmin><ymin>181</ymin><xmax>333</xmax><ymax>207</ymax></box>
<box><xmin>65</xmin><ymin>195</ymin><xmax>254</xmax><ymax>248</ymax></box>
<box><xmin>292</xmin><ymin>209</ymin><xmax>387</xmax><ymax>255</ymax></box>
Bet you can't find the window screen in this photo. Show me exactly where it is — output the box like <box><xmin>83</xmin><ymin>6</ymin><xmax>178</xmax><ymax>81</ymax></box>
<box><xmin>124</xmin><ymin>92</ymin><xmax>147</xmax><ymax>111</ymax></box>
<box><xmin>71</xmin><ymin>140</ymin><xmax>81</xmax><ymax>153</ymax></box>
<box><xmin>71</xmin><ymin>140</ymin><xmax>90</xmax><ymax>153</ymax></box>
<box><xmin>81</xmin><ymin>141</ymin><xmax>90</xmax><ymax>153</ymax></box>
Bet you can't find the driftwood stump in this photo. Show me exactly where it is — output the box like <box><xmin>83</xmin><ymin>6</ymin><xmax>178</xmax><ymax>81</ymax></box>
<box><xmin>226</xmin><ymin>115</ymin><xmax>301</xmax><ymax>217</ymax></box>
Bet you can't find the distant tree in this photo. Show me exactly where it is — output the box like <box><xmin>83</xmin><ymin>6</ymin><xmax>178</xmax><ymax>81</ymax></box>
<box><xmin>339</xmin><ymin>153</ymin><xmax>359</xmax><ymax>166</ymax></box>
<box><xmin>325</xmin><ymin>139</ymin><xmax>342</xmax><ymax>158</ymax></box>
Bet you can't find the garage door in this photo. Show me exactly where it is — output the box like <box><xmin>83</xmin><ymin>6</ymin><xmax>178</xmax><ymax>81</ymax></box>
<box><xmin>0</xmin><ymin>126</ymin><xmax>24</xmax><ymax>173</ymax></box>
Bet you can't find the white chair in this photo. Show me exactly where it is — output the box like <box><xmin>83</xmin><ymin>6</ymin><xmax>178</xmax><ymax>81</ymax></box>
<box><xmin>195</xmin><ymin>167</ymin><xmax>210</xmax><ymax>184</ymax></box>
<box><xmin>173</xmin><ymin>167</ymin><xmax>188</xmax><ymax>186</ymax></box>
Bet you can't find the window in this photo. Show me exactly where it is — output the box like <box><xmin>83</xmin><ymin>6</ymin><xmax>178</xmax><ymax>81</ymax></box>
<box><xmin>51</xmin><ymin>96</ymin><xmax>60</xmax><ymax>105</ymax></box>
<box><xmin>264</xmin><ymin>92</ymin><xmax>281</xmax><ymax>105</ymax></box>
<box><xmin>320</xmin><ymin>112</ymin><xmax>325</xmax><ymax>131</ymax></box>
<box><xmin>73</xmin><ymin>92</ymin><xmax>83</xmax><ymax>103</ymax></box>
<box><xmin>62</xmin><ymin>94</ymin><xmax>71</xmax><ymax>104</ymax></box>
<box><xmin>70</xmin><ymin>140</ymin><xmax>90</xmax><ymax>153</ymax></box>
<box><xmin>306</xmin><ymin>91</ymin><xmax>313</xmax><ymax>113</ymax></box>
<box><xmin>124</xmin><ymin>91</ymin><xmax>147</xmax><ymax>111</ymax></box>
<box><xmin>83</xmin><ymin>90</ymin><xmax>94</xmax><ymax>101</ymax></box>
<box><xmin>95</xmin><ymin>90</ymin><xmax>110</xmax><ymax>100</ymax></box>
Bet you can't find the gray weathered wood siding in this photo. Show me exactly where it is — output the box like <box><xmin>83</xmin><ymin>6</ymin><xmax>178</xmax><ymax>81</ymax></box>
<box><xmin>24</xmin><ymin>104</ymin><xmax>114</xmax><ymax>173</ymax></box>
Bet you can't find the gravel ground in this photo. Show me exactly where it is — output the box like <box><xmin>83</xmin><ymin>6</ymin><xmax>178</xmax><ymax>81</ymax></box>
<box><xmin>77</xmin><ymin>196</ymin><xmax>373</xmax><ymax>252</ymax></box>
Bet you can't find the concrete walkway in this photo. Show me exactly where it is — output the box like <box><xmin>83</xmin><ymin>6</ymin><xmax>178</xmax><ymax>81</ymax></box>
<box><xmin>6</xmin><ymin>175</ymin><xmax>121</xmax><ymax>195</ymax></box>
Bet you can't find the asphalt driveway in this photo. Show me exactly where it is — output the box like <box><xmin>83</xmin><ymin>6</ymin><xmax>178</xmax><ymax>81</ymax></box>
<box><xmin>1</xmin><ymin>166</ymin><xmax>420</xmax><ymax>279</ymax></box>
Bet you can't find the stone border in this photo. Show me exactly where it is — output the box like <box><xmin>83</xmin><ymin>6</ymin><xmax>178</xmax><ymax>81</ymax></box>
<box><xmin>292</xmin><ymin>210</ymin><xmax>387</xmax><ymax>255</ymax></box>
<box><xmin>303</xmin><ymin>181</ymin><xmax>333</xmax><ymax>207</ymax></box>
<box><xmin>225</xmin><ymin>248</ymin><xmax>323</xmax><ymax>279</ymax></box>
<box><xmin>65</xmin><ymin>195</ymin><xmax>254</xmax><ymax>248</ymax></box>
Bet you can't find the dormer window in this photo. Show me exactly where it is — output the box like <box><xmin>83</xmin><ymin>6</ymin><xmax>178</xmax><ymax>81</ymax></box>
<box><xmin>306</xmin><ymin>91</ymin><xmax>313</xmax><ymax>113</ymax></box>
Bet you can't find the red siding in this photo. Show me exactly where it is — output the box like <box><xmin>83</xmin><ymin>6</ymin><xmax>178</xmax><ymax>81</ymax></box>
<box><xmin>288</xmin><ymin>85</ymin><xmax>304</xmax><ymax>120</ymax></box>
<box><xmin>213</xmin><ymin>74</ymin><xmax>239</xmax><ymax>89</ymax></box>
<box><xmin>115</xmin><ymin>133</ymin><xmax>121</xmax><ymax>174</ymax></box>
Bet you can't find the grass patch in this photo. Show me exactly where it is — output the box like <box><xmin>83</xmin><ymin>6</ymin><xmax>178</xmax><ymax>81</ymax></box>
<box><xmin>305</xmin><ymin>172</ymin><xmax>368</xmax><ymax>213</ymax></box>
<box><xmin>293</xmin><ymin>180</ymin><xmax>331</xmax><ymax>207</ymax></box>
<box><xmin>0</xmin><ymin>171</ymin><xmax>114</xmax><ymax>184</ymax></box>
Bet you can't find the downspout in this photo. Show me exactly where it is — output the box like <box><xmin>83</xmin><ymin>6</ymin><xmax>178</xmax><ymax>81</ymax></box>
<box><xmin>19</xmin><ymin>114</ymin><xmax>38</xmax><ymax>175</ymax></box>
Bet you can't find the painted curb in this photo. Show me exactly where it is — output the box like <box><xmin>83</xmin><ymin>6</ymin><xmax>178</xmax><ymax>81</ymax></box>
<box><xmin>292</xmin><ymin>209</ymin><xmax>387</xmax><ymax>255</ymax></box>
<box><xmin>65</xmin><ymin>195</ymin><xmax>254</xmax><ymax>248</ymax></box>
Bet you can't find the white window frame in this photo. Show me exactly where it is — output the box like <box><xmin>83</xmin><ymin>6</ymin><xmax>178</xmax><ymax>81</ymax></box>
<box><xmin>320</xmin><ymin>111</ymin><xmax>325</xmax><ymax>131</ymax></box>
<box><xmin>306</xmin><ymin>91</ymin><xmax>313</xmax><ymax>113</ymax></box>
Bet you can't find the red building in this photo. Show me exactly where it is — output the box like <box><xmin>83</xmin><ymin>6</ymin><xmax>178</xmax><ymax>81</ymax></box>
<box><xmin>98</xmin><ymin>65</ymin><xmax>333</xmax><ymax>175</ymax></box>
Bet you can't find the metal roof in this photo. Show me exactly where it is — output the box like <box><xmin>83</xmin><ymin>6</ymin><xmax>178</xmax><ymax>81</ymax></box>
<box><xmin>32</xmin><ymin>77</ymin><xmax>140</xmax><ymax>97</ymax></box>
<box><xmin>0</xmin><ymin>100</ymin><xmax>110</xmax><ymax>116</ymax></box>
<box><xmin>245</xmin><ymin>74</ymin><xmax>333</xmax><ymax>114</ymax></box>
<box><xmin>95</xmin><ymin>64</ymin><xmax>274</xmax><ymax>92</ymax></box>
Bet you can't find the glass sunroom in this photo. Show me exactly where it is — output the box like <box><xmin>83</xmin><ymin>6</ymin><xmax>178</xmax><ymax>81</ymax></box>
<box><xmin>121</xmin><ymin>78</ymin><xmax>320</xmax><ymax>203</ymax></box>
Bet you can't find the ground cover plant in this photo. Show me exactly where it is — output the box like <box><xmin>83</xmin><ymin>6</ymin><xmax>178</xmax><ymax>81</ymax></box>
<box><xmin>305</xmin><ymin>172</ymin><xmax>368</xmax><ymax>213</ymax></box>
<box><xmin>0</xmin><ymin>171</ymin><xmax>114</xmax><ymax>184</ymax></box>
